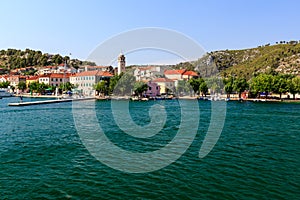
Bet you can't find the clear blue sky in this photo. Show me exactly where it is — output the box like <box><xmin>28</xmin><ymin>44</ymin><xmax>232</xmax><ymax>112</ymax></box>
<box><xmin>1</xmin><ymin>0</ymin><xmax>300</xmax><ymax>65</ymax></box>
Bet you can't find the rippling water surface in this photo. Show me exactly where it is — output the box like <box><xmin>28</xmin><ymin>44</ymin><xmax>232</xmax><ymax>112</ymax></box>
<box><xmin>0</xmin><ymin>97</ymin><xmax>299</xmax><ymax>199</ymax></box>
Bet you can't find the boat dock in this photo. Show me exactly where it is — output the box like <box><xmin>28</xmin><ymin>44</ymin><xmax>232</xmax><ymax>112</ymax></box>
<box><xmin>8</xmin><ymin>97</ymin><xmax>95</xmax><ymax>106</ymax></box>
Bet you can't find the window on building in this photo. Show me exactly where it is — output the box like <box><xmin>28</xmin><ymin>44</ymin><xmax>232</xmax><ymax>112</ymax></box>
<box><xmin>149</xmin><ymin>87</ymin><xmax>152</xmax><ymax>90</ymax></box>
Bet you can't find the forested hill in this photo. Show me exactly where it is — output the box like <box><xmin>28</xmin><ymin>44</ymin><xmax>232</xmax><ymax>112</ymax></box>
<box><xmin>0</xmin><ymin>48</ymin><xmax>95</xmax><ymax>72</ymax></box>
<box><xmin>192</xmin><ymin>41</ymin><xmax>300</xmax><ymax>80</ymax></box>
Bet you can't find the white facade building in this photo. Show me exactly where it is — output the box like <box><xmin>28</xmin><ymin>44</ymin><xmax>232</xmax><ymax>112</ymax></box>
<box><xmin>70</xmin><ymin>70</ymin><xmax>113</xmax><ymax>96</ymax></box>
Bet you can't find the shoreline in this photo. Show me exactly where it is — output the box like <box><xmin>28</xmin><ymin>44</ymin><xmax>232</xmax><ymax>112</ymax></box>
<box><xmin>15</xmin><ymin>94</ymin><xmax>63</xmax><ymax>98</ymax></box>
<box><xmin>11</xmin><ymin>93</ymin><xmax>300</xmax><ymax>103</ymax></box>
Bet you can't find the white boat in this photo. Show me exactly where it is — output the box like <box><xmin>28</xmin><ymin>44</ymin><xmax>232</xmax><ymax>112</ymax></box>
<box><xmin>209</xmin><ymin>95</ymin><xmax>221</xmax><ymax>101</ymax></box>
<box><xmin>0</xmin><ymin>89</ymin><xmax>14</xmax><ymax>97</ymax></box>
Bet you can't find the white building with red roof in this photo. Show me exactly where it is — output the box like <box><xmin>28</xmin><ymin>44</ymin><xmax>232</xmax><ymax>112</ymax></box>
<box><xmin>0</xmin><ymin>75</ymin><xmax>8</xmax><ymax>83</ymax></box>
<box><xmin>38</xmin><ymin>75</ymin><xmax>51</xmax><ymax>85</ymax></box>
<box><xmin>38</xmin><ymin>66</ymin><xmax>56</xmax><ymax>75</ymax></box>
<box><xmin>70</xmin><ymin>70</ymin><xmax>113</xmax><ymax>96</ymax></box>
<box><xmin>164</xmin><ymin>69</ymin><xmax>198</xmax><ymax>81</ymax></box>
<box><xmin>164</xmin><ymin>69</ymin><xmax>186</xmax><ymax>80</ymax></box>
<box><xmin>133</xmin><ymin>66</ymin><xmax>164</xmax><ymax>81</ymax></box>
<box><xmin>78</xmin><ymin>65</ymin><xmax>114</xmax><ymax>73</ymax></box>
<box><xmin>182</xmin><ymin>70</ymin><xmax>198</xmax><ymax>80</ymax></box>
<box><xmin>7</xmin><ymin>75</ymin><xmax>26</xmax><ymax>87</ymax></box>
<box><xmin>50</xmin><ymin>73</ymin><xmax>71</xmax><ymax>87</ymax></box>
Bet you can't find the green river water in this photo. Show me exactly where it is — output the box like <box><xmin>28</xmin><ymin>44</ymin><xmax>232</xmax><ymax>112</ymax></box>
<box><xmin>0</xmin><ymin>97</ymin><xmax>299</xmax><ymax>199</ymax></box>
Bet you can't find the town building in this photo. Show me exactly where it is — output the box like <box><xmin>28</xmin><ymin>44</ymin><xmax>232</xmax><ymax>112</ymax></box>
<box><xmin>182</xmin><ymin>70</ymin><xmax>199</xmax><ymax>80</ymax></box>
<box><xmin>0</xmin><ymin>75</ymin><xmax>8</xmax><ymax>83</ymax></box>
<box><xmin>70</xmin><ymin>70</ymin><xmax>113</xmax><ymax>96</ymax></box>
<box><xmin>38</xmin><ymin>75</ymin><xmax>50</xmax><ymax>85</ymax></box>
<box><xmin>164</xmin><ymin>69</ymin><xmax>198</xmax><ymax>81</ymax></box>
<box><xmin>164</xmin><ymin>69</ymin><xmax>199</xmax><ymax>88</ymax></box>
<box><xmin>26</xmin><ymin>76</ymin><xmax>39</xmax><ymax>87</ymax></box>
<box><xmin>152</xmin><ymin>78</ymin><xmax>175</xmax><ymax>94</ymax></box>
<box><xmin>145</xmin><ymin>81</ymin><xmax>160</xmax><ymax>97</ymax></box>
<box><xmin>7</xmin><ymin>75</ymin><xmax>26</xmax><ymax>87</ymax></box>
<box><xmin>38</xmin><ymin>66</ymin><xmax>56</xmax><ymax>75</ymax></box>
<box><xmin>133</xmin><ymin>66</ymin><xmax>163</xmax><ymax>81</ymax></box>
<box><xmin>38</xmin><ymin>64</ymin><xmax>76</xmax><ymax>75</ymax></box>
<box><xmin>50</xmin><ymin>73</ymin><xmax>70</xmax><ymax>87</ymax></box>
<box><xmin>164</xmin><ymin>69</ymin><xmax>186</xmax><ymax>80</ymax></box>
<box><xmin>78</xmin><ymin>65</ymin><xmax>114</xmax><ymax>73</ymax></box>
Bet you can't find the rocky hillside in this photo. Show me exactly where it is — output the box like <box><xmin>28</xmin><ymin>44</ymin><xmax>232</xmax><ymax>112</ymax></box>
<box><xmin>193</xmin><ymin>41</ymin><xmax>300</xmax><ymax>79</ymax></box>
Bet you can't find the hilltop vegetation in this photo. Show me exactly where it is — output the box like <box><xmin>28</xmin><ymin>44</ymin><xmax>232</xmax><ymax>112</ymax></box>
<box><xmin>2</xmin><ymin>42</ymin><xmax>300</xmax><ymax>79</ymax></box>
<box><xmin>171</xmin><ymin>41</ymin><xmax>300</xmax><ymax>99</ymax></box>
<box><xmin>0</xmin><ymin>48</ymin><xmax>96</xmax><ymax>74</ymax></box>
<box><xmin>193</xmin><ymin>41</ymin><xmax>300</xmax><ymax>79</ymax></box>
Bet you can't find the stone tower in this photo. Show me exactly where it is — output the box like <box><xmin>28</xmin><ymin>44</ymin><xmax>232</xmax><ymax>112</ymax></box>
<box><xmin>117</xmin><ymin>53</ymin><xmax>126</xmax><ymax>75</ymax></box>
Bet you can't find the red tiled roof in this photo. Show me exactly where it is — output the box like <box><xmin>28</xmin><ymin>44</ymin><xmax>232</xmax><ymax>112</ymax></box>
<box><xmin>50</xmin><ymin>73</ymin><xmax>71</xmax><ymax>78</ymax></box>
<box><xmin>72</xmin><ymin>70</ymin><xmax>113</xmax><ymax>77</ymax></box>
<box><xmin>99</xmin><ymin>71</ymin><xmax>114</xmax><ymax>77</ymax></box>
<box><xmin>73</xmin><ymin>71</ymin><xmax>98</xmax><ymax>76</ymax></box>
<box><xmin>38</xmin><ymin>75</ymin><xmax>50</xmax><ymax>78</ymax></box>
<box><xmin>26</xmin><ymin>76</ymin><xmax>39</xmax><ymax>81</ymax></box>
<box><xmin>183</xmin><ymin>71</ymin><xmax>198</xmax><ymax>76</ymax></box>
<box><xmin>152</xmin><ymin>78</ymin><xmax>174</xmax><ymax>83</ymax></box>
<box><xmin>164</xmin><ymin>69</ymin><xmax>186</xmax><ymax>75</ymax></box>
<box><xmin>45</xmin><ymin>66</ymin><xmax>56</xmax><ymax>69</ymax></box>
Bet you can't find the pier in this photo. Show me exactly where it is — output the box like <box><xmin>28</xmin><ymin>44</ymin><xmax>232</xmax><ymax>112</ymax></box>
<box><xmin>8</xmin><ymin>97</ymin><xmax>95</xmax><ymax>106</ymax></box>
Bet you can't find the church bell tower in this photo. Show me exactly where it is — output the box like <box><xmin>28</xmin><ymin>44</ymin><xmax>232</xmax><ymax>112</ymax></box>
<box><xmin>117</xmin><ymin>53</ymin><xmax>126</xmax><ymax>75</ymax></box>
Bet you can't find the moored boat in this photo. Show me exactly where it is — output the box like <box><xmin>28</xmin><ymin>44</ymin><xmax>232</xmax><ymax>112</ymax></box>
<box><xmin>0</xmin><ymin>89</ymin><xmax>14</xmax><ymax>97</ymax></box>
